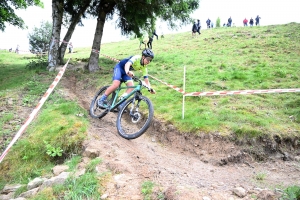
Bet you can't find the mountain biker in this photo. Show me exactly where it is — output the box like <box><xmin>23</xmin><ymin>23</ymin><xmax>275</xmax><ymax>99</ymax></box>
<box><xmin>98</xmin><ymin>48</ymin><xmax>156</xmax><ymax>109</ymax></box>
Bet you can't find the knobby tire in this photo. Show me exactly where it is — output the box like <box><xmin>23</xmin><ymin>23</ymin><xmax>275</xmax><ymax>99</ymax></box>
<box><xmin>116</xmin><ymin>95</ymin><xmax>154</xmax><ymax>139</ymax></box>
<box><xmin>89</xmin><ymin>86</ymin><xmax>115</xmax><ymax>119</ymax></box>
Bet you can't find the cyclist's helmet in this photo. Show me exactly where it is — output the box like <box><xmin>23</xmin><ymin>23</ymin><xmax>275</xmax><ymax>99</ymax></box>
<box><xmin>142</xmin><ymin>48</ymin><xmax>154</xmax><ymax>59</ymax></box>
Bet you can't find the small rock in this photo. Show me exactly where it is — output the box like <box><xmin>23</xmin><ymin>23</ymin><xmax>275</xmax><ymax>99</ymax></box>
<box><xmin>257</xmin><ymin>190</ymin><xmax>278</xmax><ymax>200</ymax></box>
<box><xmin>233</xmin><ymin>187</ymin><xmax>247</xmax><ymax>197</ymax></box>
<box><xmin>52</xmin><ymin>165</ymin><xmax>69</xmax><ymax>176</ymax></box>
<box><xmin>100</xmin><ymin>193</ymin><xmax>108</xmax><ymax>199</ymax></box>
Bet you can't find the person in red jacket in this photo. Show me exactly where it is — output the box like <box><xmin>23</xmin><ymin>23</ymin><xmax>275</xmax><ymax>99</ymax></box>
<box><xmin>243</xmin><ymin>18</ymin><xmax>248</xmax><ymax>26</ymax></box>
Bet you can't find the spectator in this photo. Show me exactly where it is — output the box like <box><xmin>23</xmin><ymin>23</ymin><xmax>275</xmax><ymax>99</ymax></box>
<box><xmin>210</xmin><ymin>21</ymin><xmax>214</xmax><ymax>28</ymax></box>
<box><xmin>147</xmin><ymin>35</ymin><xmax>153</xmax><ymax>49</ymax></box>
<box><xmin>15</xmin><ymin>45</ymin><xmax>20</xmax><ymax>54</ymax></box>
<box><xmin>243</xmin><ymin>18</ymin><xmax>248</xmax><ymax>26</ymax></box>
<box><xmin>228</xmin><ymin>16</ymin><xmax>232</xmax><ymax>27</ymax></box>
<box><xmin>206</xmin><ymin>18</ymin><xmax>211</xmax><ymax>28</ymax></box>
<box><xmin>68</xmin><ymin>42</ymin><xmax>73</xmax><ymax>53</ymax></box>
<box><xmin>139</xmin><ymin>36</ymin><xmax>146</xmax><ymax>50</ymax></box>
<box><xmin>152</xmin><ymin>29</ymin><xmax>158</xmax><ymax>40</ymax></box>
<box><xmin>255</xmin><ymin>15</ymin><xmax>261</xmax><ymax>26</ymax></box>
<box><xmin>192</xmin><ymin>22</ymin><xmax>197</xmax><ymax>37</ymax></box>
<box><xmin>196</xmin><ymin>19</ymin><xmax>201</xmax><ymax>34</ymax></box>
<box><xmin>249</xmin><ymin>17</ymin><xmax>254</xmax><ymax>26</ymax></box>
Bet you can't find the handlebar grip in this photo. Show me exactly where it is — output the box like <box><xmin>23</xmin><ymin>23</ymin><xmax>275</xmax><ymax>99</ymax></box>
<box><xmin>132</xmin><ymin>76</ymin><xmax>139</xmax><ymax>82</ymax></box>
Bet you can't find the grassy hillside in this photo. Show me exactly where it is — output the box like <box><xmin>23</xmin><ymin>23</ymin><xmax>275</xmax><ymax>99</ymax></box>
<box><xmin>68</xmin><ymin>22</ymin><xmax>300</xmax><ymax>139</ymax></box>
<box><xmin>0</xmin><ymin>22</ymin><xmax>299</xmax><ymax>199</ymax></box>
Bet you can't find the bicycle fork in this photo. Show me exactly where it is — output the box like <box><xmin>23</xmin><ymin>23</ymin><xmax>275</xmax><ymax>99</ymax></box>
<box><xmin>128</xmin><ymin>94</ymin><xmax>142</xmax><ymax>123</ymax></box>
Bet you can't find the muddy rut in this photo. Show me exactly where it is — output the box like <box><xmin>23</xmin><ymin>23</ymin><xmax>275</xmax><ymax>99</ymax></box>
<box><xmin>60</xmin><ymin>74</ymin><xmax>300</xmax><ymax>200</ymax></box>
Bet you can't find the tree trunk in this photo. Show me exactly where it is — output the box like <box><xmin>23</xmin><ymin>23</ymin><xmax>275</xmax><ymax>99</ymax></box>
<box><xmin>47</xmin><ymin>0</ymin><xmax>64</xmax><ymax>70</ymax></box>
<box><xmin>58</xmin><ymin>0</ymin><xmax>91</xmax><ymax>65</ymax></box>
<box><xmin>87</xmin><ymin>10</ymin><xmax>107</xmax><ymax>72</ymax></box>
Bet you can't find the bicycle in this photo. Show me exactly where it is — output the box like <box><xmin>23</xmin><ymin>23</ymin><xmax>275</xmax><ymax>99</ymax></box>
<box><xmin>89</xmin><ymin>76</ymin><xmax>154</xmax><ymax>140</ymax></box>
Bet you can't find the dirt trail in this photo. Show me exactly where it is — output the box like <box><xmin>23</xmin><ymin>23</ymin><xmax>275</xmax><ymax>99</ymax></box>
<box><xmin>61</xmin><ymin>74</ymin><xmax>300</xmax><ymax>200</ymax></box>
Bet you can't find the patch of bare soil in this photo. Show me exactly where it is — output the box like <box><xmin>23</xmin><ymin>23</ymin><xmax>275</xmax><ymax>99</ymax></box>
<box><xmin>58</xmin><ymin>66</ymin><xmax>300</xmax><ymax>200</ymax></box>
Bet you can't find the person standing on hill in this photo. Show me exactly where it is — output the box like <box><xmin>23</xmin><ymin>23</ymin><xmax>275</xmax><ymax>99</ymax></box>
<box><xmin>152</xmin><ymin>29</ymin><xmax>158</xmax><ymax>40</ymax></box>
<box><xmin>15</xmin><ymin>45</ymin><xmax>20</xmax><ymax>54</ymax></box>
<box><xmin>249</xmin><ymin>17</ymin><xmax>254</xmax><ymax>26</ymax></box>
<box><xmin>255</xmin><ymin>15</ymin><xmax>261</xmax><ymax>26</ymax></box>
<box><xmin>68</xmin><ymin>42</ymin><xmax>73</xmax><ymax>53</ymax></box>
<box><xmin>147</xmin><ymin>35</ymin><xmax>153</xmax><ymax>49</ymax></box>
<box><xmin>192</xmin><ymin>22</ymin><xmax>197</xmax><ymax>37</ymax></box>
<box><xmin>196</xmin><ymin>19</ymin><xmax>201</xmax><ymax>34</ymax></box>
<box><xmin>206</xmin><ymin>18</ymin><xmax>211</xmax><ymax>28</ymax></box>
<box><xmin>243</xmin><ymin>18</ymin><xmax>248</xmax><ymax>26</ymax></box>
<box><xmin>228</xmin><ymin>16</ymin><xmax>232</xmax><ymax>27</ymax></box>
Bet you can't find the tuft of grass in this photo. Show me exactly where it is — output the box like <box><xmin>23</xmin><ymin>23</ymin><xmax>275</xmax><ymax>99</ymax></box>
<box><xmin>86</xmin><ymin>157</ymin><xmax>102</xmax><ymax>173</ymax></box>
<box><xmin>280</xmin><ymin>185</ymin><xmax>300</xmax><ymax>200</ymax></box>
<box><xmin>141</xmin><ymin>181</ymin><xmax>155</xmax><ymax>200</ymax></box>
<box><xmin>62</xmin><ymin>173</ymin><xmax>101</xmax><ymax>200</ymax></box>
<box><xmin>65</xmin><ymin>155</ymin><xmax>82</xmax><ymax>171</ymax></box>
<box><xmin>53</xmin><ymin>158</ymin><xmax>103</xmax><ymax>200</ymax></box>
<box><xmin>254</xmin><ymin>171</ymin><xmax>267</xmax><ymax>181</ymax></box>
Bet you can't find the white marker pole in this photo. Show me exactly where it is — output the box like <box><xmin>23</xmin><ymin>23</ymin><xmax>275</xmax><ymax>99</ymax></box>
<box><xmin>182</xmin><ymin>66</ymin><xmax>186</xmax><ymax>119</ymax></box>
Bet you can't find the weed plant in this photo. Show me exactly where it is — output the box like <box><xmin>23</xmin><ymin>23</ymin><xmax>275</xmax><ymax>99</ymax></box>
<box><xmin>280</xmin><ymin>185</ymin><xmax>300</xmax><ymax>200</ymax></box>
<box><xmin>141</xmin><ymin>181</ymin><xmax>155</xmax><ymax>200</ymax></box>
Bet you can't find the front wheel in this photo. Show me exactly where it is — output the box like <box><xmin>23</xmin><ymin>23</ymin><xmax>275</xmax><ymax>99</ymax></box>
<box><xmin>89</xmin><ymin>86</ymin><xmax>115</xmax><ymax>119</ymax></box>
<box><xmin>116</xmin><ymin>95</ymin><xmax>154</xmax><ymax>139</ymax></box>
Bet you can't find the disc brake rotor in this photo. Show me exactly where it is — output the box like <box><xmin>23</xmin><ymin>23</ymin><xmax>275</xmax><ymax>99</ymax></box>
<box><xmin>131</xmin><ymin>112</ymin><xmax>141</xmax><ymax>123</ymax></box>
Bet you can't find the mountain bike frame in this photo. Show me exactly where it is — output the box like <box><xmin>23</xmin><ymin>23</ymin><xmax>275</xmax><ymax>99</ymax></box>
<box><xmin>107</xmin><ymin>77</ymin><xmax>151</xmax><ymax>112</ymax></box>
<box><xmin>89</xmin><ymin>76</ymin><xmax>154</xmax><ymax>139</ymax></box>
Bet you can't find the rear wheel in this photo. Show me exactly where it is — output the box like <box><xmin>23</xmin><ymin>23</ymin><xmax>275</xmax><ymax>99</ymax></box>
<box><xmin>89</xmin><ymin>86</ymin><xmax>115</xmax><ymax>119</ymax></box>
<box><xmin>116</xmin><ymin>95</ymin><xmax>154</xmax><ymax>139</ymax></box>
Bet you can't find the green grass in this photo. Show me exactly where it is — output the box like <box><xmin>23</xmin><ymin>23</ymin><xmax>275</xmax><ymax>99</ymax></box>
<box><xmin>0</xmin><ymin>53</ymin><xmax>46</xmax><ymax>90</ymax></box>
<box><xmin>27</xmin><ymin>158</ymin><xmax>104</xmax><ymax>200</ymax></box>
<box><xmin>0</xmin><ymin>100</ymin><xmax>88</xmax><ymax>184</ymax></box>
<box><xmin>54</xmin><ymin>158</ymin><xmax>103</xmax><ymax>200</ymax></box>
<box><xmin>62</xmin><ymin>23</ymin><xmax>300</xmax><ymax>138</ymax></box>
<box><xmin>0</xmin><ymin>22</ymin><xmax>299</xmax><ymax>196</ymax></box>
<box><xmin>0</xmin><ymin>52</ymin><xmax>91</xmax><ymax>194</ymax></box>
<box><xmin>141</xmin><ymin>181</ymin><xmax>155</xmax><ymax>200</ymax></box>
<box><xmin>280</xmin><ymin>185</ymin><xmax>300</xmax><ymax>200</ymax></box>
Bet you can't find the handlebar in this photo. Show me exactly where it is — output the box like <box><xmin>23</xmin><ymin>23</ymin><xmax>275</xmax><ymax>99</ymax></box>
<box><xmin>132</xmin><ymin>76</ymin><xmax>154</xmax><ymax>93</ymax></box>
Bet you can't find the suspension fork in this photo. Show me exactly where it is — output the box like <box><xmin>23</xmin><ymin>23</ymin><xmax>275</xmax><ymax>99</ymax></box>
<box><xmin>129</xmin><ymin>92</ymin><xmax>141</xmax><ymax>117</ymax></box>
